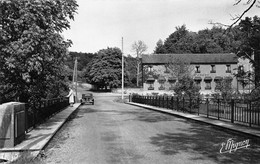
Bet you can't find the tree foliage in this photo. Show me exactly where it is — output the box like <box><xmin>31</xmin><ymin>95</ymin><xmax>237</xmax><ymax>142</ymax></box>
<box><xmin>237</xmin><ymin>16</ymin><xmax>260</xmax><ymax>86</ymax></box>
<box><xmin>0</xmin><ymin>0</ymin><xmax>78</xmax><ymax>104</ymax></box>
<box><xmin>154</xmin><ymin>25</ymin><xmax>240</xmax><ymax>54</ymax></box>
<box><xmin>173</xmin><ymin>75</ymin><xmax>200</xmax><ymax>99</ymax></box>
<box><xmin>66</xmin><ymin>51</ymin><xmax>95</xmax><ymax>71</ymax></box>
<box><xmin>217</xmin><ymin>79</ymin><xmax>234</xmax><ymax>100</ymax></box>
<box><xmin>84</xmin><ymin>47</ymin><xmax>126</xmax><ymax>90</ymax></box>
<box><xmin>124</xmin><ymin>55</ymin><xmax>138</xmax><ymax>87</ymax></box>
<box><xmin>166</xmin><ymin>57</ymin><xmax>200</xmax><ymax>98</ymax></box>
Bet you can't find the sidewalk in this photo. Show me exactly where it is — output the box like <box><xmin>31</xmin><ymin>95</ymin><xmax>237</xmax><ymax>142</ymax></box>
<box><xmin>127</xmin><ymin>102</ymin><xmax>260</xmax><ymax>138</ymax></box>
<box><xmin>0</xmin><ymin>103</ymin><xmax>81</xmax><ymax>163</ymax></box>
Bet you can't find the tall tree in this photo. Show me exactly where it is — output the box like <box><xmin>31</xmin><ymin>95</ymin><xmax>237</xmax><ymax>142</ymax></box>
<box><xmin>125</xmin><ymin>55</ymin><xmax>137</xmax><ymax>87</ymax></box>
<box><xmin>65</xmin><ymin>51</ymin><xmax>95</xmax><ymax>71</ymax></box>
<box><xmin>131</xmin><ymin>40</ymin><xmax>147</xmax><ymax>87</ymax></box>
<box><xmin>0</xmin><ymin>0</ymin><xmax>78</xmax><ymax>104</ymax></box>
<box><xmin>155</xmin><ymin>25</ymin><xmax>240</xmax><ymax>54</ymax></box>
<box><xmin>154</xmin><ymin>39</ymin><xmax>167</xmax><ymax>54</ymax></box>
<box><xmin>85</xmin><ymin>47</ymin><xmax>125</xmax><ymax>90</ymax></box>
<box><xmin>163</xmin><ymin>25</ymin><xmax>197</xmax><ymax>53</ymax></box>
<box><xmin>236</xmin><ymin>16</ymin><xmax>260</xmax><ymax>87</ymax></box>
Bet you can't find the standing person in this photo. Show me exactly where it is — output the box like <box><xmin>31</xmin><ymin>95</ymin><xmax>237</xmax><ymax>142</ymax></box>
<box><xmin>67</xmin><ymin>87</ymin><xmax>75</xmax><ymax>106</ymax></box>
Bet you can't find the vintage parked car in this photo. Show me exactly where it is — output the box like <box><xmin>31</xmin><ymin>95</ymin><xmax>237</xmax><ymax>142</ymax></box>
<box><xmin>80</xmin><ymin>93</ymin><xmax>94</xmax><ymax>105</ymax></box>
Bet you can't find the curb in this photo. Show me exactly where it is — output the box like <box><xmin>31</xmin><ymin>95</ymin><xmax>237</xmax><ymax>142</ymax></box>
<box><xmin>40</xmin><ymin>103</ymin><xmax>81</xmax><ymax>151</ymax></box>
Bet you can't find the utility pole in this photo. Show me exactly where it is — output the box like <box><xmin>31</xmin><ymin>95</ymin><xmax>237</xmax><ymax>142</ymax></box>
<box><xmin>121</xmin><ymin>37</ymin><xmax>124</xmax><ymax>100</ymax></box>
<box><xmin>73</xmin><ymin>57</ymin><xmax>78</xmax><ymax>102</ymax></box>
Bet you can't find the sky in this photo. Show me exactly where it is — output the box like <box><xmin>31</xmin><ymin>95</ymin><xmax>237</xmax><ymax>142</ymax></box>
<box><xmin>62</xmin><ymin>0</ymin><xmax>259</xmax><ymax>56</ymax></box>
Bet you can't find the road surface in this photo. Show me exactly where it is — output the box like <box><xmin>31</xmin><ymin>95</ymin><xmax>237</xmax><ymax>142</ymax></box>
<box><xmin>42</xmin><ymin>93</ymin><xmax>260</xmax><ymax>164</ymax></box>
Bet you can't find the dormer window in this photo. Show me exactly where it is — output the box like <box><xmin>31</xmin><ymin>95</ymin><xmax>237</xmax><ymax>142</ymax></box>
<box><xmin>195</xmin><ymin>65</ymin><xmax>200</xmax><ymax>73</ymax></box>
<box><xmin>210</xmin><ymin>65</ymin><xmax>216</xmax><ymax>73</ymax></box>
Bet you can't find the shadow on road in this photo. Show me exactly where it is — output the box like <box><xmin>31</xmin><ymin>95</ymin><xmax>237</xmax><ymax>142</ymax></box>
<box><xmin>149</xmin><ymin>122</ymin><xmax>260</xmax><ymax>164</ymax></box>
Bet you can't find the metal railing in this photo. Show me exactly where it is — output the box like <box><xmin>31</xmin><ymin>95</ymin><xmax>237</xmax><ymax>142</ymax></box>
<box><xmin>130</xmin><ymin>94</ymin><xmax>260</xmax><ymax>127</ymax></box>
<box><xmin>25</xmin><ymin>97</ymin><xmax>69</xmax><ymax>132</ymax></box>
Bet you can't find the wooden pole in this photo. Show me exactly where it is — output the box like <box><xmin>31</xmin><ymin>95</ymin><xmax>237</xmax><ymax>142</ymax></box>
<box><xmin>73</xmin><ymin>57</ymin><xmax>78</xmax><ymax>103</ymax></box>
<box><xmin>75</xmin><ymin>57</ymin><xmax>78</xmax><ymax>103</ymax></box>
<box><xmin>122</xmin><ymin>37</ymin><xmax>124</xmax><ymax>100</ymax></box>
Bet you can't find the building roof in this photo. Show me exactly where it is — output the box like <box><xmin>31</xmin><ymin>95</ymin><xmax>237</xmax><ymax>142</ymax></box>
<box><xmin>142</xmin><ymin>53</ymin><xmax>238</xmax><ymax>65</ymax></box>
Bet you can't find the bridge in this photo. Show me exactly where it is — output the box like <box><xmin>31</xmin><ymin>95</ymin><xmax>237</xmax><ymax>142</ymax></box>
<box><xmin>1</xmin><ymin>86</ymin><xmax>260</xmax><ymax>163</ymax></box>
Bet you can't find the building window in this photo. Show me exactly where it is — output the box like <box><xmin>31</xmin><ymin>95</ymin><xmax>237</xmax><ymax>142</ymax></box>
<box><xmin>148</xmin><ymin>84</ymin><xmax>154</xmax><ymax>90</ymax></box>
<box><xmin>226</xmin><ymin>65</ymin><xmax>231</xmax><ymax>73</ymax></box>
<box><xmin>195</xmin><ymin>81</ymin><xmax>201</xmax><ymax>89</ymax></box>
<box><xmin>148</xmin><ymin>66</ymin><xmax>153</xmax><ymax>72</ymax></box>
<box><xmin>168</xmin><ymin>77</ymin><xmax>177</xmax><ymax>90</ymax></box>
<box><xmin>214</xmin><ymin>76</ymin><xmax>223</xmax><ymax>91</ymax></box>
<box><xmin>215</xmin><ymin>81</ymin><xmax>221</xmax><ymax>91</ymax></box>
<box><xmin>195</xmin><ymin>65</ymin><xmax>200</xmax><ymax>73</ymax></box>
<box><xmin>204</xmin><ymin>77</ymin><xmax>212</xmax><ymax>90</ymax></box>
<box><xmin>210</xmin><ymin>65</ymin><xmax>216</xmax><ymax>73</ymax></box>
<box><xmin>194</xmin><ymin>77</ymin><xmax>202</xmax><ymax>89</ymax></box>
<box><xmin>238</xmin><ymin>65</ymin><xmax>244</xmax><ymax>75</ymax></box>
<box><xmin>158</xmin><ymin>76</ymin><xmax>166</xmax><ymax>90</ymax></box>
<box><xmin>205</xmin><ymin>81</ymin><xmax>211</xmax><ymax>90</ymax></box>
<box><xmin>146</xmin><ymin>75</ymin><xmax>155</xmax><ymax>90</ymax></box>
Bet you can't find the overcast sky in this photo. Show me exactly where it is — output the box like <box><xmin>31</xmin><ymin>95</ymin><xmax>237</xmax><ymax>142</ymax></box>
<box><xmin>62</xmin><ymin>0</ymin><xmax>259</xmax><ymax>56</ymax></box>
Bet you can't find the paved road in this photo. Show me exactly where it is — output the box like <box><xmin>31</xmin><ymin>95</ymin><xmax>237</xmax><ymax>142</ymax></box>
<box><xmin>42</xmin><ymin>93</ymin><xmax>260</xmax><ymax>164</ymax></box>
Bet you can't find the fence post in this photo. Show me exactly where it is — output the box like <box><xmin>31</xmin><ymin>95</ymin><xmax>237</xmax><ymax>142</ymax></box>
<box><xmin>167</xmin><ymin>96</ymin><xmax>169</xmax><ymax>109</ymax></box>
<box><xmin>170</xmin><ymin>96</ymin><xmax>173</xmax><ymax>110</ymax></box>
<box><xmin>157</xmin><ymin>96</ymin><xmax>160</xmax><ymax>107</ymax></box>
<box><xmin>182</xmin><ymin>97</ymin><xmax>185</xmax><ymax>111</ymax></box>
<box><xmin>206</xmin><ymin>98</ymin><xmax>209</xmax><ymax>118</ymax></box>
<box><xmin>217</xmin><ymin>99</ymin><xmax>220</xmax><ymax>120</ymax></box>
<box><xmin>156</xmin><ymin>95</ymin><xmax>160</xmax><ymax>107</ymax></box>
<box><xmin>189</xmin><ymin>97</ymin><xmax>192</xmax><ymax>113</ymax></box>
<box><xmin>249</xmin><ymin>101</ymin><xmax>252</xmax><ymax>127</ymax></box>
<box><xmin>231</xmin><ymin>99</ymin><xmax>234</xmax><ymax>123</ymax></box>
<box><xmin>129</xmin><ymin>94</ymin><xmax>131</xmax><ymax>102</ymax></box>
<box><xmin>197</xmin><ymin>97</ymin><xmax>200</xmax><ymax>115</ymax></box>
<box><xmin>176</xmin><ymin>97</ymin><xmax>179</xmax><ymax>111</ymax></box>
<box><xmin>162</xmin><ymin>96</ymin><xmax>165</xmax><ymax>108</ymax></box>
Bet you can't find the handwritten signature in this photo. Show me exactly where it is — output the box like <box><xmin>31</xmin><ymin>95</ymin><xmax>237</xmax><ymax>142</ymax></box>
<box><xmin>220</xmin><ymin>138</ymin><xmax>250</xmax><ymax>154</ymax></box>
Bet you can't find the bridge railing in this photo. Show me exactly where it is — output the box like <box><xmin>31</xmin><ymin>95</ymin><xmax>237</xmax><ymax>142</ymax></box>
<box><xmin>25</xmin><ymin>97</ymin><xmax>69</xmax><ymax>132</ymax></box>
<box><xmin>130</xmin><ymin>94</ymin><xmax>260</xmax><ymax>127</ymax></box>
